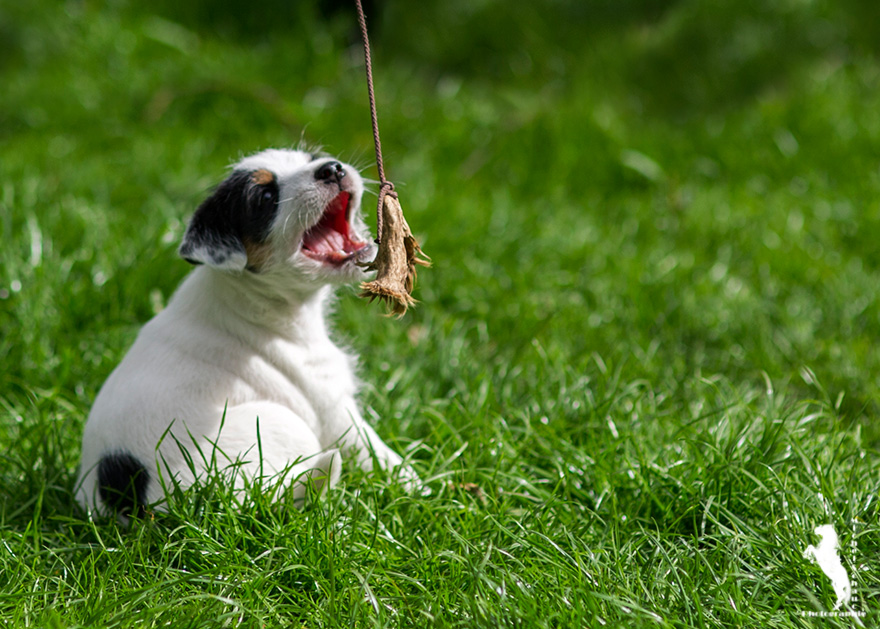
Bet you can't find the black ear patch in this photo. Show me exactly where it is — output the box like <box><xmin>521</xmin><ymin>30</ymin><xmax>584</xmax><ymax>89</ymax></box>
<box><xmin>179</xmin><ymin>169</ymin><xmax>280</xmax><ymax>271</ymax></box>
<box><xmin>97</xmin><ymin>451</ymin><xmax>150</xmax><ymax>516</ymax></box>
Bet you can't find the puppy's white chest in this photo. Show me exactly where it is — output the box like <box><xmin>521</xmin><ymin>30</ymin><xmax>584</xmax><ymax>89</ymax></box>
<box><xmin>246</xmin><ymin>337</ymin><xmax>357</xmax><ymax>433</ymax></box>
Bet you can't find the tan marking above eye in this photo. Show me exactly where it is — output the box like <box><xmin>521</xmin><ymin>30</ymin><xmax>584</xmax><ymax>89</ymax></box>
<box><xmin>250</xmin><ymin>169</ymin><xmax>276</xmax><ymax>186</ymax></box>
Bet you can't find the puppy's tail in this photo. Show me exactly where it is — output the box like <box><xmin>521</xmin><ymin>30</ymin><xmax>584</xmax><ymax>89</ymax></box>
<box><xmin>97</xmin><ymin>451</ymin><xmax>151</xmax><ymax>517</ymax></box>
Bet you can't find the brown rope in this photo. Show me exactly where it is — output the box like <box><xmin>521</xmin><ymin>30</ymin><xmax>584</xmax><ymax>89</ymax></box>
<box><xmin>354</xmin><ymin>0</ymin><xmax>395</xmax><ymax>240</ymax></box>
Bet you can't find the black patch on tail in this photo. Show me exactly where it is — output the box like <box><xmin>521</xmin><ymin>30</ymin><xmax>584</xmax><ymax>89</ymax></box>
<box><xmin>97</xmin><ymin>452</ymin><xmax>150</xmax><ymax>516</ymax></box>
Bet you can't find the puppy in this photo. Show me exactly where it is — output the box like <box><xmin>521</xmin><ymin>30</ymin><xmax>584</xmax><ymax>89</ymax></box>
<box><xmin>76</xmin><ymin>148</ymin><xmax>416</xmax><ymax>516</ymax></box>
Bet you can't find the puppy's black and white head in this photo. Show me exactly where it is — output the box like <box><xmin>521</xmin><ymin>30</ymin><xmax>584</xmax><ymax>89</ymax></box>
<box><xmin>179</xmin><ymin>148</ymin><xmax>374</xmax><ymax>286</ymax></box>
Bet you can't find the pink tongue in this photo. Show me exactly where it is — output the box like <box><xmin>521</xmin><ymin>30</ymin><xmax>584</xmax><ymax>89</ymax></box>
<box><xmin>303</xmin><ymin>226</ymin><xmax>346</xmax><ymax>253</ymax></box>
<box><xmin>303</xmin><ymin>193</ymin><xmax>352</xmax><ymax>254</ymax></box>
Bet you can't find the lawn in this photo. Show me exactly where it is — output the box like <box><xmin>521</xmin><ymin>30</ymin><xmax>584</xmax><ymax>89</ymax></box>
<box><xmin>1</xmin><ymin>0</ymin><xmax>879</xmax><ymax>626</ymax></box>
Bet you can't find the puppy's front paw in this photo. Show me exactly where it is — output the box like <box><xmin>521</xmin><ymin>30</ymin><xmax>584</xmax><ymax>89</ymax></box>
<box><xmin>393</xmin><ymin>462</ymin><xmax>428</xmax><ymax>495</ymax></box>
<box><xmin>363</xmin><ymin>447</ymin><xmax>426</xmax><ymax>494</ymax></box>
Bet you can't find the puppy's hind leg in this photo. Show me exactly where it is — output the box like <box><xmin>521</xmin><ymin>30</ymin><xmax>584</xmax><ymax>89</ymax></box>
<box><xmin>204</xmin><ymin>402</ymin><xmax>341</xmax><ymax>500</ymax></box>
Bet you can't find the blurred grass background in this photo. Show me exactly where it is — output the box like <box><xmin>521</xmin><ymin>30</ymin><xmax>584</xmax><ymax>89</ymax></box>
<box><xmin>2</xmin><ymin>0</ymin><xmax>879</xmax><ymax>414</ymax></box>
<box><xmin>1</xmin><ymin>0</ymin><xmax>880</xmax><ymax>626</ymax></box>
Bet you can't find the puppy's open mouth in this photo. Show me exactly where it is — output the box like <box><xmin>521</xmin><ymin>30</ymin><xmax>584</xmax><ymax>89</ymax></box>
<box><xmin>301</xmin><ymin>192</ymin><xmax>369</xmax><ymax>265</ymax></box>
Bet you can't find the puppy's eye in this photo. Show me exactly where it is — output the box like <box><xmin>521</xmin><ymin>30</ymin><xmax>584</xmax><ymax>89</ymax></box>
<box><xmin>262</xmin><ymin>190</ymin><xmax>275</xmax><ymax>202</ymax></box>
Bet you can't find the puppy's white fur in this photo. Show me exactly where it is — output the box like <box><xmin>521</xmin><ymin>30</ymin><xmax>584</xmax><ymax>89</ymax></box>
<box><xmin>76</xmin><ymin>148</ymin><xmax>415</xmax><ymax>514</ymax></box>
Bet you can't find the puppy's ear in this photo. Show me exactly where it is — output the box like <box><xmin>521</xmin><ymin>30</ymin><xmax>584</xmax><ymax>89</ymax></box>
<box><xmin>178</xmin><ymin>171</ymin><xmax>256</xmax><ymax>272</ymax></box>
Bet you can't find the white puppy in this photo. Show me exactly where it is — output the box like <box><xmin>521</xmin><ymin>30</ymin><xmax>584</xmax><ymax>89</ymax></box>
<box><xmin>77</xmin><ymin>148</ymin><xmax>415</xmax><ymax>516</ymax></box>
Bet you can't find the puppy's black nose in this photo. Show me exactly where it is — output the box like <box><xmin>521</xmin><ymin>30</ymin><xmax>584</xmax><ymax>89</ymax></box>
<box><xmin>315</xmin><ymin>161</ymin><xmax>346</xmax><ymax>183</ymax></box>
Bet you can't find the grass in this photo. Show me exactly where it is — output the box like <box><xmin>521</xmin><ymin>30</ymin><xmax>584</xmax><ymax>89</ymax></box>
<box><xmin>1</xmin><ymin>0</ymin><xmax>880</xmax><ymax>626</ymax></box>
